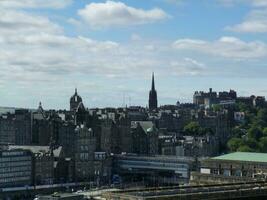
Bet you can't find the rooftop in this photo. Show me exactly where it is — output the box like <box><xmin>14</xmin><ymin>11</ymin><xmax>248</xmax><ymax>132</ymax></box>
<box><xmin>212</xmin><ymin>152</ymin><xmax>267</xmax><ymax>163</ymax></box>
<box><xmin>8</xmin><ymin>145</ymin><xmax>62</xmax><ymax>158</ymax></box>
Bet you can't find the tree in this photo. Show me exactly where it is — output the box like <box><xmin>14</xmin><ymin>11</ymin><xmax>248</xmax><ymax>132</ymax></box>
<box><xmin>257</xmin><ymin>108</ymin><xmax>267</xmax><ymax>121</ymax></box>
<box><xmin>202</xmin><ymin>127</ymin><xmax>214</xmax><ymax>135</ymax></box>
<box><xmin>252</xmin><ymin>108</ymin><xmax>267</xmax><ymax>128</ymax></box>
<box><xmin>248</xmin><ymin>126</ymin><xmax>263</xmax><ymax>140</ymax></box>
<box><xmin>183</xmin><ymin>122</ymin><xmax>201</xmax><ymax>136</ymax></box>
<box><xmin>259</xmin><ymin>137</ymin><xmax>267</xmax><ymax>153</ymax></box>
<box><xmin>212</xmin><ymin>104</ymin><xmax>222</xmax><ymax>112</ymax></box>
<box><xmin>237</xmin><ymin>145</ymin><xmax>253</xmax><ymax>152</ymax></box>
<box><xmin>244</xmin><ymin>138</ymin><xmax>259</xmax><ymax>151</ymax></box>
<box><xmin>237</xmin><ymin>102</ymin><xmax>251</xmax><ymax>112</ymax></box>
<box><xmin>263</xmin><ymin>127</ymin><xmax>267</xmax><ymax>137</ymax></box>
<box><xmin>232</xmin><ymin>127</ymin><xmax>244</xmax><ymax>138</ymax></box>
<box><xmin>227</xmin><ymin>138</ymin><xmax>243</xmax><ymax>152</ymax></box>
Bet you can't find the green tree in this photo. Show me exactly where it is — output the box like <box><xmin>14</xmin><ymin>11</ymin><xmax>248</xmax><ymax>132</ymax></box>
<box><xmin>232</xmin><ymin>127</ymin><xmax>244</xmax><ymax>138</ymax></box>
<box><xmin>259</xmin><ymin>137</ymin><xmax>267</xmax><ymax>153</ymax></box>
<box><xmin>254</xmin><ymin>108</ymin><xmax>267</xmax><ymax>128</ymax></box>
<box><xmin>244</xmin><ymin>138</ymin><xmax>259</xmax><ymax>151</ymax></box>
<box><xmin>212</xmin><ymin>104</ymin><xmax>222</xmax><ymax>112</ymax></box>
<box><xmin>227</xmin><ymin>138</ymin><xmax>243</xmax><ymax>152</ymax></box>
<box><xmin>237</xmin><ymin>145</ymin><xmax>253</xmax><ymax>152</ymax></box>
<box><xmin>263</xmin><ymin>127</ymin><xmax>267</xmax><ymax>137</ymax></box>
<box><xmin>248</xmin><ymin>126</ymin><xmax>263</xmax><ymax>140</ymax></box>
<box><xmin>257</xmin><ymin>108</ymin><xmax>267</xmax><ymax>121</ymax></box>
<box><xmin>201</xmin><ymin>127</ymin><xmax>214</xmax><ymax>135</ymax></box>
<box><xmin>237</xmin><ymin>102</ymin><xmax>251</xmax><ymax>112</ymax></box>
<box><xmin>183</xmin><ymin>122</ymin><xmax>201</xmax><ymax>136</ymax></box>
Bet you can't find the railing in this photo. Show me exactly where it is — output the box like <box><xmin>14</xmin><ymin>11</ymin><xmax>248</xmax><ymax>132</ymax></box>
<box><xmin>105</xmin><ymin>181</ymin><xmax>267</xmax><ymax>200</ymax></box>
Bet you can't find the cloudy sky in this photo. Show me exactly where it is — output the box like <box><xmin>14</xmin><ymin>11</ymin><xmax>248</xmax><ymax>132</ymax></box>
<box><xmin>1</xmin><ymin>0</ymin><xmax>267</xmax><ymax>109</ymax></box>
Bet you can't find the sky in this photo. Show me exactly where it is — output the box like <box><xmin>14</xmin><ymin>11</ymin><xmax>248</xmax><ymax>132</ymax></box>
<box><xmin>0</xmin><ymin>0</ymin><xmax>267</xmax><ymax>109</ymax></box>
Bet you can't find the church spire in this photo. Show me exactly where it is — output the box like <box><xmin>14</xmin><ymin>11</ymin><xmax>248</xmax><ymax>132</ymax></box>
<box><xmin>151</xmin><ymin>72</ymin><xmax>155</xmax><ymax>91</ymax></box>
<box><xmin>37</xmin><ymin>101</ymin><xmax>44</xmax><ymax>113</ymax></box>
<box><xmin>70</xmin><ymin>88</ymin><xmax>83</xmax><ymax>112</ymax></box>
<box><xmin>149</xmin><ymin>72</ymin><xmax>158</xmax><ymax>110</ymax></box>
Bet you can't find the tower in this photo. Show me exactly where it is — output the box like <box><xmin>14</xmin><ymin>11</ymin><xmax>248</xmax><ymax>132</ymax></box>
<box><xmin>149</xmin><ymin>73</ymin><xmax>158</xmax><ymax>110</ymax></box>
<box><xmin>70</xmin><ymin>88</ymin><xmax>83</xmax><ymax>112</ymax></box>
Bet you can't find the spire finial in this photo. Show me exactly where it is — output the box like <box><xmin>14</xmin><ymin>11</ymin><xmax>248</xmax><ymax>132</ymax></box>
<box><xmin>152</xmin><ymin>72</ymin><xmax>155</xmax><ymax>91</ymax></box>
<box><xmin>38</xmin><ymin>101</ymin><xmax>44</xmax><ymax>112</ymax></box>
<box><xmin>75</xmin><ymin>88</ymin><xmax>77</xmax><ymax>94</ymax></box>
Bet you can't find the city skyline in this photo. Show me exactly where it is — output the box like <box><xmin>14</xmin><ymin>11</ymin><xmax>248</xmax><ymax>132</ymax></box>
<box><xmin>1</xmin><ymin>0</ymin><xmax>267</xmax><ymax>109</ymax></box>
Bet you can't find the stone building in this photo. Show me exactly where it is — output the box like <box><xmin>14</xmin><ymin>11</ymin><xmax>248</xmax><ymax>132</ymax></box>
<box><xmin>100</xmin><ymin>118</ymin><xmax>121</xmax><ymax>154</ymax></box>
<box><xmin>198</xmin><ymin>110</ymin><xmax>231</xmax><ymax>145</ymax></box>
<box><xmin>0</xmin><ymin>114</ymin><xmax>16</xmax><ymax>144</ymax></box>
<box><xmin>14</xmin><ymin>109</ymin><xmax>32</xmax><ymax>145</ymax></box>
<box><xmin>131</xmin><ymin>121</ymin><xmax>159</xmax><ymax>155</ymax></box>
<box><xmin>192</xmin><ymin>152</ymin><xmax>267</xmax><ymax>184</ymax></box>
<box><xmin>176</xmin><ymin>135</ymin><xmax>219</xmax><ymax>157</ymax></box>
<box><xmin>74</xmin><ymin>102</ymin><xmax>87</xmax><ymax>126</ymax></box>
<box><xmin>158</xmin><ymin>134</ymin><xmax>177</xmax><ymax>156</ymax></box>
<box><xmin>74</xmin><ymin>125</ymin><xmax>96</xmax><ymax>182</ymax></box>
<box><xmin>193</xmin><ymin>88</ymin><xmax>237</xmax><ymax>108</ymax></box>
<box><xmin>58</xmin><ymin>122</ymin><xmax>76</xmax><ymax>158</ymax></box>
<box><xmin>32</xmin><ymin>112</ymin><xmax>50</xmax><ymax>146</ymax></box>
<box><xmin>8</xmin><ymin>145</ymin><xmax>54</xmax><ymax>185</ymax></box>
<box><xmin>237</xmin><ymin>95</ymin><xmax>266</xmax><ymax>107</ymax></box>
<box><xmin>94</xmin><ymin>152</ymin><xmax>112</xmax><ymax>185</ymax></box>
<box><xmin>117</xmin><ymin>116</ymin><xmax>132</xmax><ymax>153</ymax></box>
<box><xmin>34</xmin><ymin>149</ymin><xmax>54</xmax><ymax>185</ymax></box>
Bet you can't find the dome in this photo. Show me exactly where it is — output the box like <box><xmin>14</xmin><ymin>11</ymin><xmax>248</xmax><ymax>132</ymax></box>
<box><xmin>70</xmin><ymin>88</ymin><xmax>83</xmax><ymax>112</ymax></box>
<box><xmin>70</xmin><ymin>88</ymin><xmax>82</xmax><ymax>103</ymax></box>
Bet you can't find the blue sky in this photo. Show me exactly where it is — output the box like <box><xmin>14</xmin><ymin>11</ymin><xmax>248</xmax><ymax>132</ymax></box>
<box><xmin>0</xmin><ymin>0</ymin><xmax>267</xmax><ymax>109</ymax></box>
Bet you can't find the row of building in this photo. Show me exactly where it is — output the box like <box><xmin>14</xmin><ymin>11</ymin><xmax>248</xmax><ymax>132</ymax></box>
<box><xmin>194</xmin><ymin>88</ymin><xmax>265</xmax><ymax>108</ymax></box>
<box><xmin>0</xmin><ymin>75</ymin><xmax>266</xmax><ymax>189</ymax></box>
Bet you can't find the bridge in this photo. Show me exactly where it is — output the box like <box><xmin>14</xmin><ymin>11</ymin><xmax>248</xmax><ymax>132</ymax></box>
<box><xmin>114</xmin><ymin>155</ymin><xmax>196</xmax><ymax>184</ymax></box>
<box><xmin>104</xmin><ymin>181</ymin><xmax>267</xmax><ymax>200</ymax></box>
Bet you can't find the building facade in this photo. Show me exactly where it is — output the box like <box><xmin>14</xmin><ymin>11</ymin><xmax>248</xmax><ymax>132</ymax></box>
<box><xmin>0</xmin><ymin>149</ymin><xmax>32</xmax><ymax>187</ymax></box>
<box><xmin>74</xmin><ymin>125</ymin><xmax>96</xmax><ymax>182</ymax></box>
<box><xmin>192</xmin><ymin>152</ymin><xmax>267</xmax><ymax>184</ymax></box>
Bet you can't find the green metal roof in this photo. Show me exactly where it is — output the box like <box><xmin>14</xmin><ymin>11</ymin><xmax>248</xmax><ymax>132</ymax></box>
<box><xmin>212</xmin><ymin>152</ymin><xmax>267</xmax><ymax>163</ymax></box>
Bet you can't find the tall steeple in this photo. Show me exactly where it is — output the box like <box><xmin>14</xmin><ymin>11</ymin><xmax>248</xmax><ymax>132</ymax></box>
<box><xmin>152</xmin><ymin>72</ymin><xmax>155</xmax><ymax>91</ymax></box>
<box><xmin>70</xmin><ymin>88</ymin><xmax>83</xmax><ymax>112</ymax></box>
<box><xmin>149</xmin><ymin>72</ymin><xmax>158</xmax><ymax>110</ymax></box>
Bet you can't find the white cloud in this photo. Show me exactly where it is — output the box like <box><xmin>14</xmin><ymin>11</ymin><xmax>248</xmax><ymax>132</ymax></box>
<box><xmin>173</xmin><ymin>36</ymin><xmax>267</xmax><ymax>59</ymax></box>
<box><xmin>0</xmin><ymin>0</ymin><xmax>72</xmax><ymax>9</ymax></box>
<box><xmin>218</xmin><ymin>0</ymin><xmax>267</xmax><ymax>7</ymax></box>
<box><xmin>1</xmin><ymin>0</ymin><xmax>267</xmax><ymax>108</ymax></box>
<box><xmin>78</xmin><ymin>1</ymin><xmax>169</xmax><ymax>28</ymax></box>
<box><xmin>0</xmin><ymin>9</ymin><xmax>62</xmax><ymax>35</ymax></box>
<box><xmin>220</xmin><ymin>0</ymin><xmax>267</xmax><ymax>33</ymax></box>
<box><xmin>225</xmin><ymin>8</ymin><xmax>267</xmax><ymax>33</ymax></box>
<box><xmin>226</xmin><ymin>20</ymin><xmax>267</xmax><ymax>33</ymax></box>
<box><xmin>170</xmin><ymin>58</ymin><xmax>206</xmax><ymax>76</ymax></box>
